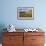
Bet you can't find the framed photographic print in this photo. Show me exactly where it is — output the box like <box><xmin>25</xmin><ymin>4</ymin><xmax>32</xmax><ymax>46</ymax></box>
<box><xmin>17</xmin><ymin>7</ymin><xmax>34</xmax><ymax>20</ymax></box>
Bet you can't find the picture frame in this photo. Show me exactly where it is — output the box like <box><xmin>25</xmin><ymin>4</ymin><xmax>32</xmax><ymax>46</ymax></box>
<box><xmin>17</xmin><ymin>7</ymin><xmax>34</xmax><ymax>20</ymax></box>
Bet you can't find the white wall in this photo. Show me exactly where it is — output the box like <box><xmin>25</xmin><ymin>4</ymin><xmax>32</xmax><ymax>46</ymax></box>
<box><xmin>0</xmin><ymin>0</ymin><xmax>46</xmax><ymax>29</ymax></box>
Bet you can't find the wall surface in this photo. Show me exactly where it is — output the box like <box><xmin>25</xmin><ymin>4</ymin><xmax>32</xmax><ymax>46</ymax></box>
<box><xmin>0</xmin><ymin>0</ymin><xmax>46</xmax><ymax>29</ymax></box>
<box><xmin>0</xmin><ymin>0</ymin><xmax>46</xmax><ymax>44</ymax></box>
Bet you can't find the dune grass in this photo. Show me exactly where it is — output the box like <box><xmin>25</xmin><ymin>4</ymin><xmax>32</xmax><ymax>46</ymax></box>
<box><xmin>19</xmin><ymin>12</ymin><xmax>32</xmax><ymax>17</ymax></box>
